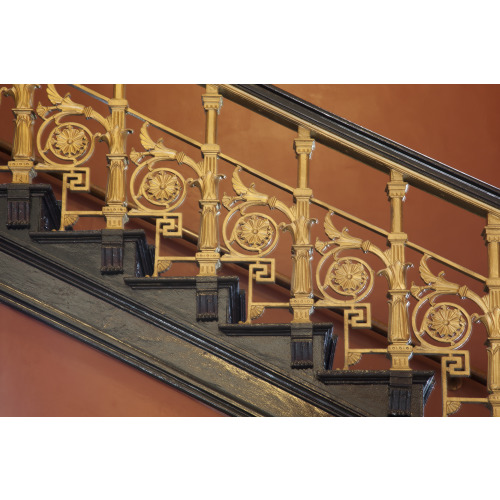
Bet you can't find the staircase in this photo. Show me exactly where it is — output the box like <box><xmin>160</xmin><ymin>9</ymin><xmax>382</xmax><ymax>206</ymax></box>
<box><xmin>1</xmin><ymin>84</ymin><xmax>498</xmax><ymax>417</ymax></box>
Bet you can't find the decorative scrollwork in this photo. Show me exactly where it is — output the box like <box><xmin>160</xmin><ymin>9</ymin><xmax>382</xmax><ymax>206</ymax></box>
<box><xmin>411</xmin><ymin>256</ymin><xmax>480</xmax><ymax>352</ymax></box>
<box><xmin>222</xmin><ymin>169</ymin><xmax>285</xmax><ymax>258</ymax></box>
<box><xmin>36</xmin><ymin>85</ymin><xmax>108</xmax><ymax>169</ymax></box>
<box><xmin>315</xmin><ymin>213</ymin><xmax>387</xmax><ymax>307</ymax></box>
<box><xmin>128</xmin><ymin>123</ymin><xmax>201</xmax><ymax>215</ymax></box>
<box><xmin>413</xmin><ymin>300</ymin><xmax>473</xmax><ymax>351</ymax></box>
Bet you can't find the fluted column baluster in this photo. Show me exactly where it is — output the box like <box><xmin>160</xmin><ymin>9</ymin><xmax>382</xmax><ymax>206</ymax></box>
<box><xmin>196</xmin><ymin>84</ymin><xmax>223</xmax><ymax>276</ymax></box>
<box><xmin>483</xmin><ymin>213</ymin><xmax>500</xmax><ymax>416</ymax></box>
<box><xmin>1</xmin><ymin>84</ymin><xmax>39</xmax><ymax>183</ymax></box>
<box><xmin>102</xmin><ymin>84</ymin><xmax>129</xmax><ymax>229</ymax></box>
<box><xmin>290</xmin><ymin>127</ymin><xmax>315</xmax><ymax>323</ymax></box>
<box><xmin>384</xmin><ymin>170</ymin><xmax>413</xmax><ymax>370</ymax></box>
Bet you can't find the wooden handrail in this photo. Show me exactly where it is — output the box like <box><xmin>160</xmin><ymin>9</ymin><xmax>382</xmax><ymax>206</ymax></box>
<box><xmin>220</xmin><ymin>84</ymin><xmax>500</xmax><ymax>217</ymax></box>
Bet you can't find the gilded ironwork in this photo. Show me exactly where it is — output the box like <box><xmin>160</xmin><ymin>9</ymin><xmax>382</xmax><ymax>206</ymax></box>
<box><xmin>0</xmin><ymin>84</ymin><xmax>39</xmax><ymax>183</ymax></box>
<box><xmin>222</xmin><ymin>167</ymin><xmax>291</xmax><ymax>321</ymax></box>
<box><xmin>315</xmin><ymin>212</ymin><xmax>384</xmax><ymax>305</ymax></box>
<box><xmin>128</xmin><ymin>122</ymin><xmax>203</xmax><ymax>276</ymax></box>
<box><xmin>221</xmin><ymin>139</ymin><xmax>317</xmax><ymax>323</ymax></box>
<box><xmin>31</xmin><ymin>84</ymin><xmax>132</xmax><ymax>230</ymax></box>
<box><xmin>196</xmin><ymin>85</ymin><xmax>224</xmax><ymax>276</ymax></box>
<box><xmin>315</xmin><ymin>212</ymin><xmax>389</xmax><ymax>367</ymax></box>
<box><xmin>383</xmin><ymin>170</ymin><xmax>412</xmax><ymax>370</ymax></box>
<box><xmin>329</xmin><ymin>258</ymin><xmax>369</xmax><ymax>295</ymax></box>
<box><xmin>425</xmin><ymin>304</ymin><xmax>468</xmax><ymax>344</ymax></box>
<box><xmin>410</xmin><ymin>254</ymin><xmax>496</xmax><ymax>414</ymax></box>
<box><xmin>1</xmin><ymin>82</ymin><xmax>498</xmax><ymax>416</ymax></box>
<box><xmin>235</xmin><ymin>214</ymin><xmax>275</xmax><ymax>251</ymax></box>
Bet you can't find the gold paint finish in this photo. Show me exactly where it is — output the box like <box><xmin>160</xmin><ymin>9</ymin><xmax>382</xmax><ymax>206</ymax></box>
<box><xmin>483</xmin><ymin>213</ymin><xmax>500</xmax><ymax>416</ymax></box>
<box><xmin>30</xmin><ymin>84</ymin><xmax>134</xmax><ymax>229</ymax></box>
<box><xmin>128</xmin><ymin>122</ymin><xmax>200</xmax><ymax>276</ymax></box>
<box><xmin>384</xmin><ymin>170</ymin><xmax>412</xmax><ymax>370</ymax></box>
<box><xmin>2</xmin><ymin>83</ymin><xmax>497</xmax><ymax>415</ymax></box>
<box><xmin>1</xmin><ymin>84</ymin><xmax>39</xmax><ymax>183</ymax></box>
<box><xmin>196</xmin><ymin>86</ymin><xmax>223</xmax><ymax>276</ymax></box>
<box><xmin>102</xmin><ymin>85</ymin><xmax>130</xmax><ymax>229</ymax></box>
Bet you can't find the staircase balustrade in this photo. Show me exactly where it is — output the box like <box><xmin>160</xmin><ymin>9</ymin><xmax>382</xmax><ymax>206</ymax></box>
<box><xmin>1</xmin><ymin>83</ymin><xmax>498</xmax><ymax>416</ymax></box>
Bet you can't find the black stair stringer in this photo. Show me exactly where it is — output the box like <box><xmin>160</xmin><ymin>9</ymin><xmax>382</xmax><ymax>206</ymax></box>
<box><xmin>0</xmin><ymin>232</ymin><xmax>373</xmax><ymax>417</ymax></box>
<box><xmin>0</xmin><ymin>280</ymin><xmax>250</xmax><ymax>417</ymax></box>
<box><xmin>0</xmin><ymin>184</ymin><xmax>435</xmax><ymax>416</ymax></box>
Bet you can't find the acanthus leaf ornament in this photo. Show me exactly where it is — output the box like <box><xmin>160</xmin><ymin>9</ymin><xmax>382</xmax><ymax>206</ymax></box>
<box><xmin>36</xmin><ymin>85</ymin><xmax>115</xmax><ymax>169</ymax></box>
<box><xmin>378</xmin><ymin>260</ymin><xmax>413</xmax><ymax>291</ymax></box>
<box><xmin>320</xmin><ymin>213</ymin><xmax>388</xmax><ymax>264</ymax></box>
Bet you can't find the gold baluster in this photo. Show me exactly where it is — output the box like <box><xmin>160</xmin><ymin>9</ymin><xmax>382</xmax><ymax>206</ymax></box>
<box><xmin>290</xmin><ymin>127</ymin><xmax>315</xmax><ymax>322</ymax></box>
<box><xmin>197</xmin><ymin>85</ymin><xmax>223</xmax><ymax>276</ymax></box>
<box><xmin>102</xmin><ymin>84</ymin><xmax>129</xmax><ymax>229</ymax></box>
<box><xmin>384</xmin><ymin>170</ymin><xmax>413</xmax><ymax>369</ymax></box>
<box><xmin>483</xmin><ymin>213</ymin><xmax>500</xmax><ymax>416</ymax></box>
<box><xmin>0</xmin><ymin>84</ymin><xmax>39</xmax><ymax>183</ymax></box>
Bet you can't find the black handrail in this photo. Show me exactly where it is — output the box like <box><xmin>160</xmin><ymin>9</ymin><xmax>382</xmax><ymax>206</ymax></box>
<box><xmin>226</xmin><ymin>84</ymin><xmax>500</xmax><ymax>214</ymax></box>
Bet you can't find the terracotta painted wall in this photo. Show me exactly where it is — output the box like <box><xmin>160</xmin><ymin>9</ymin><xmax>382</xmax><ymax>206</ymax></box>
<box><xmin>0</xmin><ymin>302</ymin><xmax>224</xmax><ymax>417</ymax></box>
<box><xmin>0</xmin><ymin>84</ymin><xmax>498</xmax><ymax>416</ymax></box>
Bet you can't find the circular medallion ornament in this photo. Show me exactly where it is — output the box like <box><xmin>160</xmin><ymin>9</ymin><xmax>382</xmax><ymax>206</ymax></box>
<box><xmin>49</xmin><ymin>123</ymin><xmax>91</xmax><ymax>160</ymax></box>
<box><xmin>234</xmin><ymin>214</ymin><xmax>275</xmax><ymax>252</ymax></box>
<box><xmin>328</xmin><ymin>257</ymin><xmax>370</xmax><ymax>297</ymax></box>
<box><xmin>423</xmin><ymin>303</ymin><xmax>469</xmax><ymax>345</ymax></box>
<box><xmin>139</xmin><ymin>168</ymin><xmax>185</xmax><ymax>208</ymax></box>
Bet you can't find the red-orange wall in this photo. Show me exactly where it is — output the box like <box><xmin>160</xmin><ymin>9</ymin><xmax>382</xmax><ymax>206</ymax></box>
<box><xmin>0</xmin><ymin>303</ymin><xmax>225</xmax><ymax>417</ymax></box>
<box><xmin>1</xmin><ymin>84</ymin><xmax>499</xmax><ymax>416</ymax></box>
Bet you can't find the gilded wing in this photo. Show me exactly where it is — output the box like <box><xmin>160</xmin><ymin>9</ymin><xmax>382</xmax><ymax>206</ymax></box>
<box><xmin>231</xmin><ymin>167</ymin><xmax>269</xmax><ymax>204</ymax></box>
<box><xmin>419</xmin><ymin>254</ymin><xmax>459</xmax><ymax>293</ymax></box>
<box><xmin>46</xmin><ymin>85</ymin><xmax>84</xmax><ymax>115</ymax></box>
<box><xmin>324</xmin><ymin>212</ymin><xmax>361</xmax><ymax>247</ymax></box>
<box><xmin>139</xmin><ymin>123</ymin><xmax>177</xmax><ymax>159</ymax></box>
<box><xmin>46</xmin><ymin>84</ymin><xmax>63</xmax><ymax>105</ymax></box>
